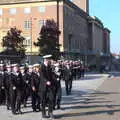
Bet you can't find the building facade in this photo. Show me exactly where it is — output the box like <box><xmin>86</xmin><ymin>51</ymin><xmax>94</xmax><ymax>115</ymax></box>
<box><xmin>0</xmin><ymin>0</ymin><xmax>110</xmax><ymax>65</ymax></box>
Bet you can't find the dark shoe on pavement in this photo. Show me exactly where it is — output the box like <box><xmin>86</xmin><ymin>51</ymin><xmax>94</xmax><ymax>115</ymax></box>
<box><xmin>49</xmin><ymin>113</ymin><xmax>54</xmax><ymax>120</ymax></box>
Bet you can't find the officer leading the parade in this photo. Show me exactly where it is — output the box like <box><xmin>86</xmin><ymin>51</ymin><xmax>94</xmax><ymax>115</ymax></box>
<box><xmin>39</xmin><ymin>55</ymin><xmax>54</xmax><ymax>119</ymax></box>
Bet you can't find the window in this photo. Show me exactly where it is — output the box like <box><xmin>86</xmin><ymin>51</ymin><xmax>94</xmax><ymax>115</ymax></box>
<box><xmin>10</xmin><ymin>8</ymin><xmax>16</xmax><ymax>15</ymax></box>
<box><xmin>39</xmin><ymin>20</ymin><xmax>46</xmax><ymax>28</ymax></box>
<box><xmin>0</xmin><ymin>8</ymin><xmax>3</xmax><ymax>15</ymax></box>
<box><xmin>24</xmin><ymin>20</ymin><xmax>31</xmax><ymax>29</ymax></box>
<box><xmin>37</xmin><ymin>6</ymin><xmax>46</xmax><ymax>13</ymax></box>
<box><xmin>24</xmin><ymin>36</ymin><xmax>31</xmax><ymax>46</ymax></box>
<box><xmin>24</xmin><ymin>7</ymin><xmax>31</xmax><ymax>14</ymax></box>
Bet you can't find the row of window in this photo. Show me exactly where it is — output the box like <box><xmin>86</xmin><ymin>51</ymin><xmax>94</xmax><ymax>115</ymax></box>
<box><xmin>0</xmin><ymin>18</ymin><xmax>46</xmax><ymax>29</ymax></box>
<box><xmin>24</xmin><ymin>20</ymin><xmax>46</xmax><ymax>29</ymax></box>
<box><xmin>0</xmin><ymin>6</ymin><xmax>46</xmax><ymax>15</ymax></box>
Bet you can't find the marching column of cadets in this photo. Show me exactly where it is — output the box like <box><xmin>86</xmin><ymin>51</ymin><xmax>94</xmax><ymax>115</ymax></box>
<box><xmin>0</xmin><ymin>56</ymin><xmax>85</xmax><ymax>119</ymax></box>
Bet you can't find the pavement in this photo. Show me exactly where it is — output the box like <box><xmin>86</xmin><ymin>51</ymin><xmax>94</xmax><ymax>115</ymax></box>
<box><xmin>59</xmin><ymin>72</ymin><xmax>120</xmax><ymax>120</ymax></box>
<box><xmin>0</xmin><ymin>73</ymin><xmax>113</xmax><ymax>120</ymax></box>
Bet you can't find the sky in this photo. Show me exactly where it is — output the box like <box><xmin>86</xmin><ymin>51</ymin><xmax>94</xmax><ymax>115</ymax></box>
<box><xmin>89</xmin><ymin>0</ymin><xmax>120</xmax><ymax>54</ymax></box>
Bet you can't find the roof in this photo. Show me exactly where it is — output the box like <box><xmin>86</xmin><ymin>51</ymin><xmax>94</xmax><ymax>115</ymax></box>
<box><xmin>0</xmin><ymin>0</ymin><xmax>52</xmax><ymax>4</ymax></box>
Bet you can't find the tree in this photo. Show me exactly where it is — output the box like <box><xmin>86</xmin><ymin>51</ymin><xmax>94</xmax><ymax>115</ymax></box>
<box><xmin>2</xmin><ymin>27</ymin><xmax>26</xmax><ymax>56</ymax></box>
<box><xmin>0</xmin><ymin>27</ymin><xmax>26</xmax><ymax>63</ymax></box>
<box><xmin>34</xmin><ymin>19</ymin><xmax>61</xmax><ymax>60</ymax></box>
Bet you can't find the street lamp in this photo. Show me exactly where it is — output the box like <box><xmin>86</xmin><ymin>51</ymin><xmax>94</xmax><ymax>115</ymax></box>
<box><xmin>30</xmin><ymin>17</ymin><xmax>37</xmax><ymax>64</ymax></box>
<box><xmin>68</xmin><ymin>33</ymin><xmax>72</xmax><ymax>59</ymax></box>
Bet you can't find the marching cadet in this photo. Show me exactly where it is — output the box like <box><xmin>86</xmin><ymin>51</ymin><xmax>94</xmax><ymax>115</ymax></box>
<box><xmin>4</xmin><ymin>65</ymin><xmax>12</xmax><ymax>110</ymax></box>
<box><xmin>22</xmin><ymin>66</ymin><xmax>31</xmax><ymax>108</ymax></box>
<box><xmin>53</xmin><ymin>63</ymin><xmax>62</xmax><ymax>110</ymax></box>
<box><xmin>39</xmin><ymin>55</ymin><xmax>54</xmax><ymax>119</ymax></box>
<box><xmin>10</xmin><ymin>64</ymin><xmax>24</xmax><ymax>114</ymax></box>
<box><xmin>30</xmin><ymin>64</ymin><xmax>41</xmax><ymax>112</ymax></box>
<box><xmin>0</xmin><ymin>63</ymin><xmax>5</xmax><ymax>105</ymax></box>
<box><xmin>63</xmin><ymin>63</ymin><xmax>72</xmax><ymax>95</ymax></box>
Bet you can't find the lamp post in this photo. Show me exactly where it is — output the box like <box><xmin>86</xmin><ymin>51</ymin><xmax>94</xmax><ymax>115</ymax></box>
<box><xmin>57</xmin><ymin>0</ymin><xmax>59</xmax><ymax>34</ymax></box>
<box><xmin>30</xmin><ymin>17</ymin><xmax>37</xmax><ymax>64</ymax></box>
<box><xmin>68</xmin><ymin>33</ymin><xmax>72</xmax><ymax>59</ymax></box>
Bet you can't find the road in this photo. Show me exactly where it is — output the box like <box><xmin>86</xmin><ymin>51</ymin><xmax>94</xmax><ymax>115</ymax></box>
<box><xmin>0</xmin><ymin>73</ymin><xmax>109</xmax><ymax>120</ymax></box>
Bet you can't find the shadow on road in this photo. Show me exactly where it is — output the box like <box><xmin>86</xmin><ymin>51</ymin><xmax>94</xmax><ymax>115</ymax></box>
<box><xmin>55</xmin><ymin>109</ymin><xmax>120</xmax><ymax>119</ymax></box>
<box><xmin>55</xmin><ymin>89</ymin><xmax>120</xmax><ymax>119</ymax></box>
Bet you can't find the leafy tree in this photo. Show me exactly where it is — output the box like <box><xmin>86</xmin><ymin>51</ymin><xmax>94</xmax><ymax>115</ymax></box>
<box><xmin>34</xmin><ymin>19</ymin><xmax>61</xmax><ymax>60</ymax></box>
<box><xmin>2</xmin><ymin>27</ymin><xmax>26</xmax><ymax>56</ymax></box>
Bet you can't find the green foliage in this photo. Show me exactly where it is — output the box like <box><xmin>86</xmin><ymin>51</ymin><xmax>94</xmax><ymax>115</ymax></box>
<box><xmin>2</xmin><ymin>27</ymin><xmax>26</xmax><ymax>55</ymax></box>
<box><xmin>34</xmin><ymin>19</ymin><xmax>61</xmax><ymax>60</ymax></box>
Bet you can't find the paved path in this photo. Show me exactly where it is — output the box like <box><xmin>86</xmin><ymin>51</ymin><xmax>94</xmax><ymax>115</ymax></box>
<box><xmin>60</xmin><ymin>72</ymin><xmax>120</xmax><ymax>120</ymax></box>
<box><xmin>0</xmin><ymin>73</ymin><xmax>108</xmax><ymax>120</ymax></box>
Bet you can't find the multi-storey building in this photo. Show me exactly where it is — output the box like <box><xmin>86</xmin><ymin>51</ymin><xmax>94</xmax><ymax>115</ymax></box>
<box><xmin>0</xmin><ymin>0</ymin><xmax>110</xmax><ymax>65</ymax></box>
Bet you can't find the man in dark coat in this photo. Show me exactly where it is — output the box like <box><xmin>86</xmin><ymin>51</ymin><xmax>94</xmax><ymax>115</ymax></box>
<box><xmin>21</xmin><ymin>66</ymin><xmax>31</xmax><ymax>108</ymax></box>
<box><xmin>4</xmin><ymin>65</ymin><xmax>12</xmax><ymax>110</ymax></box>
<box><xmin>30</xmin><ymin>64</ymin><xmax>41</xmax><ymax>112</ymax></box>
<box><xmin>39</xmin><ymin>55</ymin><xmax>54</xmax><ymax>119</ymax></box>
<box><xmin>53</xmin><ymin>63</ymin><xmax>62</xmax><ymax>110</ymax></box>
<box><xmin>0</xmin><ymin>64</ymin><xmax>5</xmax><ymax>105</ymax></box>
<box><xmin>10</xmin><ymin>64</ymin><xmax>24</xmax><ymax>114</ymax></box>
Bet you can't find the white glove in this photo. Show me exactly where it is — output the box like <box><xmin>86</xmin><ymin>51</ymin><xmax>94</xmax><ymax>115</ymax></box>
<box><xmin>13</xmin><ymin>86</ymin><xmax>16</xmax><ymax>90</ymax></box>
<box><xmin>46</xmin><ymin>81</ymin><xmax>51</xmax><ymax>86</ymax></box>
<box><xmin>26</xmin><ymin>80</ymin><xmax>29</xmax><ymax>84</ymax></box>
<box><xmin>1</xmin><ymin>86</ymin><xmax>5</xmax><ymax>89</ymax></box>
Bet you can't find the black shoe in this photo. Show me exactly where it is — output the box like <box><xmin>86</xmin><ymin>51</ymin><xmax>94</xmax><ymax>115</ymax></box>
<box><xmin>57</xmin><ymin>105</ymin><xmax>60</xmax><ymax>109</ymax></box>
<box><xmin>33</xmin><ymin>109</ymin><xmax>37</xmax><ymax>112</ymax></box>
<box><xmin>18</xmin><ymin>110</ymin><xmax>22</xmax><ymax>114</ymax></box>
<box><xmin>7</xmin><ymin>106</ymin><xmax>10</xmax><ymax>110</ymax></box>
<box><xmin>49</xmin><ymin>113</ymin><xmax>54</xmax><ymax>120</ymax></box>
<box><xmin>42</xmin><ymin>114</ymin><xmax>47</xmax><ymax>118</ymax></box>
<box><xmin>12</xmin><ymin>111</ymin><xmax>17</xmax><ymax>115</ymax></box>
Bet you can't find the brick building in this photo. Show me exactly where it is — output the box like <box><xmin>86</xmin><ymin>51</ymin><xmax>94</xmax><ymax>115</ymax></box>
<box><xmin>0</xmin><ymin>0</ymin><xmax>110</xmax><ymax>65</ymax></box>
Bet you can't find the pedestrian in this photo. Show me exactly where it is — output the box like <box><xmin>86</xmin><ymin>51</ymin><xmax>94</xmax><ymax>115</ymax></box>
<box><xmin>53</xmin><ymin>63</ymin><xmax>62</xmax><ymax>109</ymax></box>
<box><xmin>4</xmin><ymin>64</ymin><xmax>12</xmax><ymax>110</ymax></box>
<box><xmin>39</xmin><ymin>55</ymin><xmax>54</xmax><ymax>119</ymax></box>
<box><xmin>0</xmin><ymin>63</ymin><xmax>6</xmax><ymax>105</ymax></box>
<box><xmin>10</xmin><ymin>64</ymin><xmax>24</xmax><ymax>114</ymax></box>
<box><xmin>22</xmin><ymin>66</ymin><xmax>31</xmax><ymax>108</ymax></box>
<box><xmin>30</xmin><ymin>64</ymin><xmax>41</xmax><ymax>112</ymax></box>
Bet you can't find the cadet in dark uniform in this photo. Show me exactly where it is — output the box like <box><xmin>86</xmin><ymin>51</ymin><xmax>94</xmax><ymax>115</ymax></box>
<box><xmin>53</xmin><ymin>63</ymin><xmax>62</xmax><ymax>110</ymax></box>
<box><xmin>39</xmin><ymin>55</ymin><xmax>54</xmax><ymax>119</ymax></box>
<box><xmin>64</xmin><ymin>63</ymin><xmax>72</xmax><ymax>95</ymax></box>
<box><xmin>0</xmin><ymin>63</ymin><xmax>5</xmax><ymax>105</ymax></box>
<box><xmin>30</xmin><ymin>64</ymin><xmax>41</xmax><ymax>112</ymax></box>
<box><xmin>10</xmin><ymin>64</ymin><xmax>24</xmax><ymax>114</ymax></box>
<box><xmin>21</xmin><ymin>66</ymin><xmax>31</xmax><ymax>108</ymax></box>
<box><xmin>4</xmin><ymin>65</ymin><xmax>12</xmax><ymax>110</ymax></box>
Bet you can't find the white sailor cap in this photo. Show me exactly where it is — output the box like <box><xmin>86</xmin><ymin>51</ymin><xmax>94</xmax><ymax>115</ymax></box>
<box><xmin>33</xmin><ymin>63</ymin><xmax>40</xmax><ymax>67</ymax></box>
<box><xmin>6</xmin><ymin>65</ymin><xmax>11</xmax><ymax>68</ymax></box>
<box><xmin>11</xmin><ymin>64</ymin><xmax>19</xmax><ymax>67</ymax></box>
<box><xmin>0</xmin><ymin>64</ymin><xmax>4</xmax><ymax>66</ymax></box>
<box><xmin>28</xmin><ymin>65</ymin><xmax>33</xmax><ymax>68</ymax></box>
<box><xmin>43</xmin><ymin>54</ymin><xmax>52</xmax><ymax>59</ymax></box>
<box><xmin>54</xmin><ymin>63</ymin><xmax>59</xmax><ymax>67</ymax></box>
<box><xmin>20</xmin><ymin>66</ymin><xmax>25</xmax><ymax>70</ymax></box>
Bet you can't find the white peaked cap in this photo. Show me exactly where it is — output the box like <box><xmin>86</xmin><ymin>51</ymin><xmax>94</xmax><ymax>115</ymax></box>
<box><xmin>33</xmin><ymin>63</ymin><xmax>40</xmax><ymax>67</ymax></box>
<box><xmin>11</xmin><ymin>64</ymin><xmax>18</xmax><ymax>67</ymax></box>
<box><xmin>54</xmin><ymin>63</ymin><xmax>59</xmax><ymax>67</ymax></box>
<box><xmin>28</xmin><ymin>65</ymin><xmax>33</xmax><ymax>68</ymax></box>
<box><xmin>43</xmin><ymin>54</ymin><xmax>52</xmax><ymax>59</ymax></box>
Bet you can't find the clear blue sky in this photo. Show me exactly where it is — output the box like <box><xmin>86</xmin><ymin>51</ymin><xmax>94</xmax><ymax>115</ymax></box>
<box><xmin>89</xmin><ymin>0</ymin><xmax>120</xmax><ymax>54</ymax></box>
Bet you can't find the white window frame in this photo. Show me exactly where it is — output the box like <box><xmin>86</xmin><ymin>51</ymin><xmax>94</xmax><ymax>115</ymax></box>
<box><xmin>37</xmin><ymin>6</ymin><xmax>46</xmax><ymax>13</ymax></box>
<box><xmin>24</xmin><ymin>7</ymin><xmax>31</xmax><ymax>14</ymax></box>
<box><xmin>24</xmin><ymin>20</ymin><xmax>32</xmax><ymax>29</ymax></box>
<box><xmin>10</xmin><ymin>8</ymin><xmax>16</xmax><ymax>15</ymax></box>
<box><xmin>24</xmin><ymin>36</ymin><xmax>31</xmax><ymax>46</ymax></box>
<box><xmin>0</xmin><ymin>8</ymin><xmax>3</xmax><ymax>15</ymax></box>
